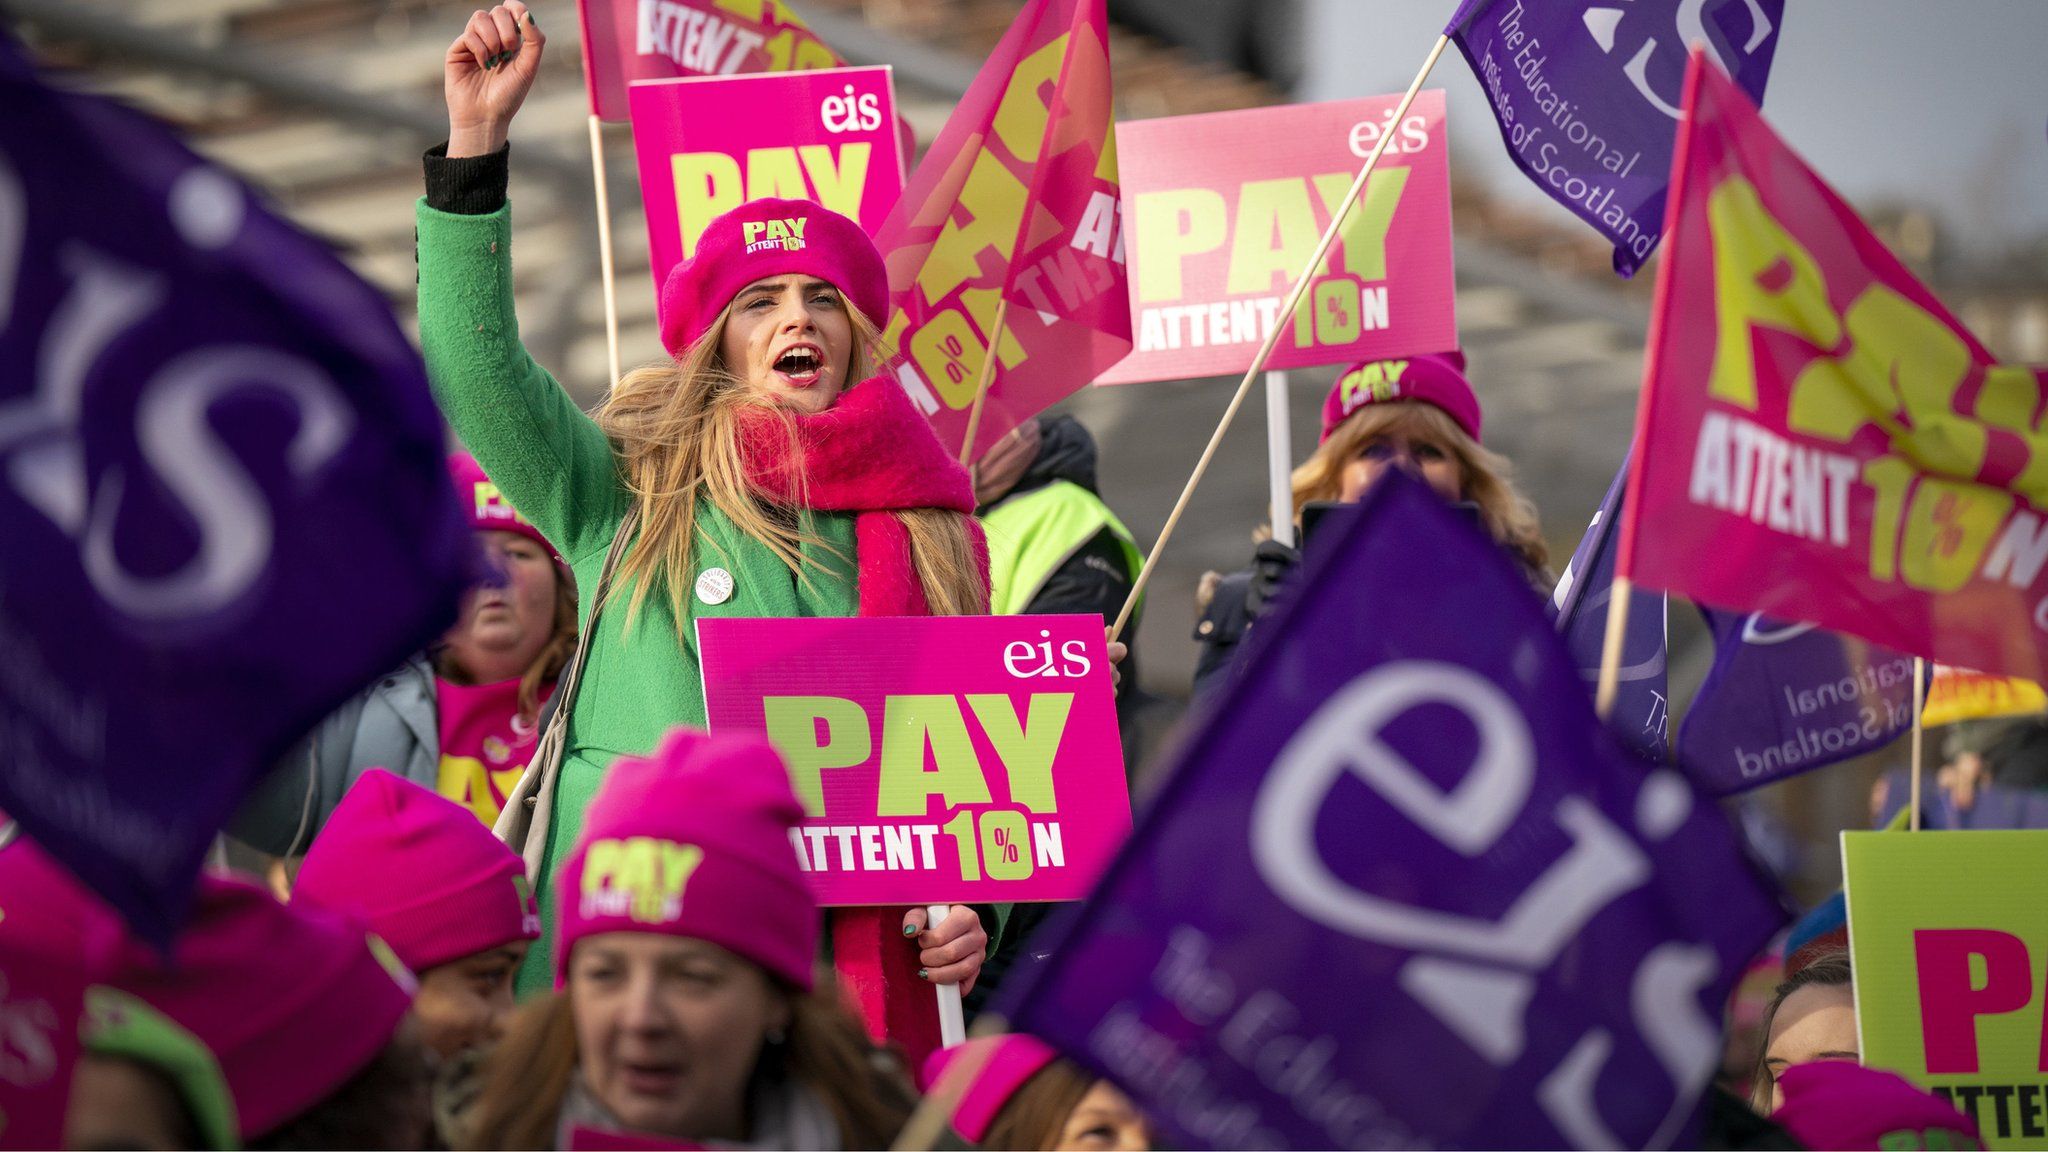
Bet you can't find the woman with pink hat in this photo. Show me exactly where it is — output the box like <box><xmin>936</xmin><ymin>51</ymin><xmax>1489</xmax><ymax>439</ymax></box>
<box><xmin>925</xmin><ymin>1035</ymin><xmax>1155</xmax><ymax>1151</ymax></box>
<box><xmin>233</xmin><ymin>451</ymin><xmax>577</xmax><ymax>853</ymax></box>
<box><xmin>465</xmin><ymin>728</ymin><xmax>915</xmax><ymax>1148</ymax></box>
<box><xmin>1193</xmin><ymin>353</ymin><xmax>1550</xmax><ymax>695</ymax></box>
<box><xmin>416</xmin><ymin>2</ymin><xmax>994</xmax><ymax>999</ymax></box>
<box><xmin>292</xmin><ymin>768</ymin><xmax>538</xmax><ymax>1038</ymax></box>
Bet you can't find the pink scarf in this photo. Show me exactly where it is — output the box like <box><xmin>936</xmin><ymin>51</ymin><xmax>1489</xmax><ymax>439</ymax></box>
<box><xmin>737</xmin><ymin>377</ymin><xmax>989</xmax><ymax>616</ymax></box>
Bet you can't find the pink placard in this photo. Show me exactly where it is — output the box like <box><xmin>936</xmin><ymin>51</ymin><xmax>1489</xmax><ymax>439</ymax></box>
<box><xmin>628</xmin><ymin>66</ymin><xmax>906</xmax><ymax>294</ymax></box>
<box><xmin>1097</xmin><ymin>92</ymin><xmax>1457</xmax><ymax>385</ymax></box>
<box><xmin>698</xmin><ymin>614</ymin><xmax>1131</xmax><ymax>906</ymax></box>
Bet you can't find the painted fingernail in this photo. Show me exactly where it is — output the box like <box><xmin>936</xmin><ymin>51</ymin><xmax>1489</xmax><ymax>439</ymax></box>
<box><xmin>902</xmin><ymin>923</ymin><xmax>918</xmax><ymax>937</ymax></box>
<box><xmin>917</xmin><ymin>968</ymin><xmax>931</xmax><ymax>981</ymax></box>
<box><xmin>525</xmin><ymin>12</ymin><xmax>537</xmax><ymax>27</ymax></box>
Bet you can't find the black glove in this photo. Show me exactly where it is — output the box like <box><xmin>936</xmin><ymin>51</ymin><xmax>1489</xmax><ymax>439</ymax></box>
<box><xmin>1245</xmin><ymin>538</ymin><xmax>1302</xmax><ymax>620</ymax></box>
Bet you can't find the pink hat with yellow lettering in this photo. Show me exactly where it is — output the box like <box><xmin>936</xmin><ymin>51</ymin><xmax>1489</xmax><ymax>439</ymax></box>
<box><xmin>921</xmin><ymin>1034</ymin><xmax>1061</xmax><ymax>1143</ymax></box>
<box><xmin>1319</xmin><ymin>351</ymin><xmax>1481</xmax><ymax>444</ymax></box>
<box><xmin>448</xmin><ymin>452</ymin><xmax>551</xmax><ymax>553</ymax></box>
<box><xmin>556</xmin><ymin>727</ymin><xmax>818</xmax><ymax>990</ymax></box>
<box><xmin>658</xmin><ymin>197</ymin><xmax>889</xmax><ymax>358</ymax></box>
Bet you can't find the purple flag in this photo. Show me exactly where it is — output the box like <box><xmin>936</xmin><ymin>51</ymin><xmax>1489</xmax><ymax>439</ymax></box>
<box><xmin>1677</xmin><ymin>610</ymin><xmax>1914</xmax><ymax>796</ymax></box>
<box><xmin>1000</xmin><ymin>476</ymin><xmax>1786</xmax><ymax>1150</ymax></box>
<box><xmin>0</xmin><ymin>34</ymin><xmax>470</xmax><ymax>944</ymax></box>
<box><xmin>1444</xmin><ymin>0</ymin><xmax>1784</xmax><ymax>275</ymax></box>
<box><xmin>1550</xmin><ymin>454</ymin><xmax>1669</xmax><ymax>759</ymax></box>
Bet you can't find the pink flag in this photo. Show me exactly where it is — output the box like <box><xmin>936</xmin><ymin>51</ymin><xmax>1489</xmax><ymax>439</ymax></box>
<box><xmin>575</xmin><ymin>0</ymin><xmax>844</xmax><ymax>121</ymax></box>
<box><xmin>872</xmin><ymin>0</ymin><xmax>1129</xmax><ymax>461</ymax></box>
<box><xmin>1621</xmin><ymin>49</ymin><xmax>2048</xmax><ymax>680</ymax></box>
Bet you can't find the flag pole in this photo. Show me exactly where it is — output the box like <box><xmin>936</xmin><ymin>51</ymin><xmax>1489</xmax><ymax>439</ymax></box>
<box><xmin>1265</xmin><ymin>370</ymin><xmax>1295</xmax><ymax>547</ymax></box>
<box><xmin>1109</xmin><ymin>33</ymin><xmax>1452</xmax><ymax>643</ymax></box>
<box><xmin>588</xmin><ymin>115</ymin><xmax>623</xmax><ymax>391</ymax></box>
<box><xmin>928</xmin><ymin>902</ymin><xmax>967</xmax><ymax>1047</ymax></box>
<box><xmin>1910</xmin><ymin>657</ymin><xmax>1926</xmax><ymax>831</ymax></box>
<box><xmin>1593</xmin><ymin>577</ymin><xmax>1633</xmax><ymax>719</ymax></box>
<box><xmin>958</xmin><ymin>299</ymin><xmax>1010</xmax><ymax>466</ymax></box>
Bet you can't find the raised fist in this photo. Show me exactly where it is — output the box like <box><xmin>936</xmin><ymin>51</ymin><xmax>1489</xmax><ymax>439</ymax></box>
<box><xmin>444</xmin><ymin>2</ymin><xmax>546</xmax><ymax>158</ymax></box>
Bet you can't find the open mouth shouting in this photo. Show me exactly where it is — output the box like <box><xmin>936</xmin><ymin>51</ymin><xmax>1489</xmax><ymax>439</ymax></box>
<box><xmin>772</xmin><ymin>342</ymin><xmax>826</xmax><ymax>387</ymax></box>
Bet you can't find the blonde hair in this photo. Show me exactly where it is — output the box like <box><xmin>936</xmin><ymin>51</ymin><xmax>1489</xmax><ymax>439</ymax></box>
<box><xmin>1294</xmin><ymin>401</ymin><xmax>1550</xmax><ymax>579</ymax></box>
<box><xmin>593</xmin><ymin>298</ymin><xmax>985</xmax><ymax>641</ymax></box>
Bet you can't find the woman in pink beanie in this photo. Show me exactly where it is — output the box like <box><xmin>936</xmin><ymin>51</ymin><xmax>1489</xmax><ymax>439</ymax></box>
<box><xmin>1193</xmin><ymin>352</ymin><xmax>1549</xmax><ymax>695</ymax></box>
<box><xmin>465</xmin><ymin>727</ymin><xmax>916</xmax><ymax>1149</ymax></box>
<box><xmin>415</xmin><ymin>2</ymin><xmax>995</xmax><ymax>1009</ymax></box>
<box><xmin>78</xmin><ymin>872</ymin><xmax>431</xmax><ymax>1150</ymax></box>
<box><xmin>924</xmin><ymin>1034</ymin><xmax>1155</xmax><ymax>1151</ymax></box>
<box><xmin>293</xmin><ymin>768</ymin><xmax>541</xmax><ymax>1065</ymax></box>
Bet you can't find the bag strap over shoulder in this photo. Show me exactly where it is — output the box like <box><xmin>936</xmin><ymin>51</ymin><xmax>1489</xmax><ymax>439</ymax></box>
<box><xmin>493</xmin><ymin>503</ymin><xmax>639</xmax><ymax>879</ymax></box>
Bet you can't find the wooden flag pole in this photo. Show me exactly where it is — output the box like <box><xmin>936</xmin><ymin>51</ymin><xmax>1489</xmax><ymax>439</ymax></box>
<box><xmin>588</xmin><ymin>115</ymin><xmax>623</xmax><ymax>391</ymax></box>
<box><xmin>1910</xmin><ymin>656</ymin><xmax>1926</xmax><ymax>831</ymax></box>
<box><xmin>1593</xmin><ymin>577</ymin><xmax>1634</xmax><ymax>719</ymax></box>
<box><xmin>958</xmin><ymin>298</ymin><xmax>1010</xmax><ymax>466</ymax></box>
<box><xmin>1108</xmin><ymin>34</ymin><xmax>1452</xmax><ymax>644</ymax></box>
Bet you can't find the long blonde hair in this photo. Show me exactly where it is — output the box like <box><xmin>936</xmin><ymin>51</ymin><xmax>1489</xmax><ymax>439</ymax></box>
<box><xmin>593</xmin><ymin>300</ymin><xmax>984</xmax><ymax>640</ymax></box>
<box><xmin>1294</xmin><ymin>401</ymin><xmax>1551</xmax><ymax>579</ymax></box>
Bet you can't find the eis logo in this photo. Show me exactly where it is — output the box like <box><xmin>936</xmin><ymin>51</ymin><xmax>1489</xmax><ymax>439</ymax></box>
<box><xmin>742</xmin><ymin>216</ymin><xmax>808</xmax><ymax>255</ymax></box>
<box><xmin>818</xmin><ymin>84</ymin><xmax>882</xmax><ymax>134</ymax></box>
<box><xmin>1004</xmin><ymin>628</ymin><xmax>1094</xmax><ymax>680</ymax></box>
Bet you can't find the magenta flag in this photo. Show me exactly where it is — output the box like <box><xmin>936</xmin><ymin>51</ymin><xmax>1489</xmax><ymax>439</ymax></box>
<box><xmin>871</xmin><ymin>0</ymin><xmax>1129</xmax><ymax>462</ymax></box>
<box><xmin>1621</xmin><ymin>50</ymin><xmax>2048</xmax><ymax>681</ymax></box>
<box><xmin>575</xmin><ymin>0</ymin><xmax>845</xmax><ymax>121</ymax></box>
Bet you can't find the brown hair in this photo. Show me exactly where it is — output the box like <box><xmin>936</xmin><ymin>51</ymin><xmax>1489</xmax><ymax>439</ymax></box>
<box><xmin>593</xmin><ymin>299</ymin><xmax>984</xmax><ymax>641</ymax></box>
<box><xmin>1748</xmin><ymin>949</ymin><xmax>1853</xmax><ymax>1112</ymax></box>
<box><xmin>978</xmin><ymin>1057</ymin><xmax>1095</xmax><ymax>1151</ymax></box>
<box><xmin>516</xmin><ymin>567</ymin><xmax>578</xmax><ymax>723</ymax></box>
<box><xmin>462</xmin><ymin>981</ymin><xmax>914</xmax><ymax>1150</ymax></box>
<box><xmin>1293</xmin><ymin>401</ymin><xmax>1550</xmax><ymax>580</ymax></box>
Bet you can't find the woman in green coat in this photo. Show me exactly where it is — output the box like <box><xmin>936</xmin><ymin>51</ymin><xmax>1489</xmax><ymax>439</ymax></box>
<box><xmin>421</xmin><ymin>2</ymin><xmax>995</xmax><ymax>997</ymax></box>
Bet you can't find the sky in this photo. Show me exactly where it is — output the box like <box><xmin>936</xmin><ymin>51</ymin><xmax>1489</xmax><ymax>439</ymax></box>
<box><xmin>1298</xmin><ymin>0</ymin><xmax>2048</xmax><ymax>256</ymax></box>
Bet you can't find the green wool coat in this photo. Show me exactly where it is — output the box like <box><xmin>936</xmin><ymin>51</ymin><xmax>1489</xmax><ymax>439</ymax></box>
<box><xmin>416</xmin><ymin>200</ymin><xmax>863</xmax><ymax>993</ymax></box>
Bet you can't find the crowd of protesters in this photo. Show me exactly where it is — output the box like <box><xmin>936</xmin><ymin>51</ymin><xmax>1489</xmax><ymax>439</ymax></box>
<box><xmin>0</xmin><ymin>3</ymin><xmax>2027</xmax><ymax>1150</ymax></box>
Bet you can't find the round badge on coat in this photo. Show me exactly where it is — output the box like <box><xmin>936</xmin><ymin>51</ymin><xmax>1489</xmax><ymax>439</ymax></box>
<box><xmin>694</xmin><ymin>567</ymin><xmax>735</xmax><ymax>605</ymax></box>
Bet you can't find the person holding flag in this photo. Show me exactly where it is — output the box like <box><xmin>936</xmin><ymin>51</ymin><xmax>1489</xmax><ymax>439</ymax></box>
<box><xmin>417</xmin><ymin>3</ymin><xmax>996</xmax><ymax>1007</ymax></box>
<box><xmin>1193</xmin><ymin>354</ymin><xmax>1550</xmax><ymax>695</ymax></box>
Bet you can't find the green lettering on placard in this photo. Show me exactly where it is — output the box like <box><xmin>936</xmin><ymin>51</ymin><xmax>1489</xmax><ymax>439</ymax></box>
<box><xmin>1312</xmin><ymin>165</ymin><xmax>1410</xmax><ymax>282</ymax></box>
<box><xmin>966</xmin><ymin>693</ymin><xmax>1073</xmax><ymax>813</ymax></box>
<box><xmin>876</xmin><ymin>695</ymin><xmax>992</xmax><ymax>817</ymax></box>
<box><xmin>1225</xmin><ymin>178</ymin><xmax>1321</xmax><ymax>297</ymax></box>
<box><xmin>942</xmin><ymin>810</ymin><xmax>979</xmax><ymax>882</ymax></box>
<box><xmin>761</xmin><ymin>695</ymin><xmax>870</xmax><ymax>816</ymax></box>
